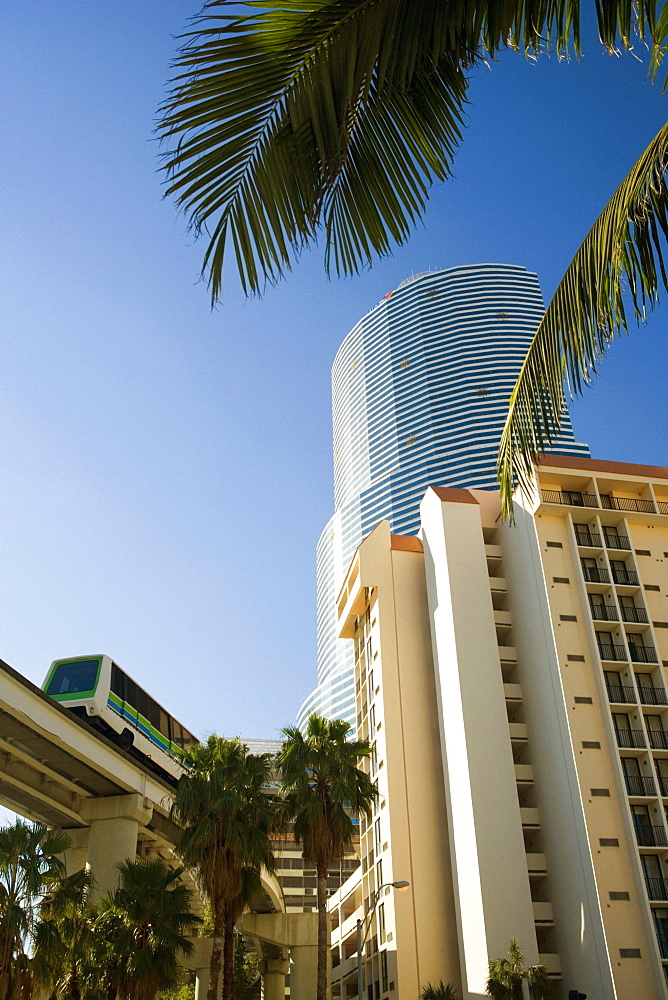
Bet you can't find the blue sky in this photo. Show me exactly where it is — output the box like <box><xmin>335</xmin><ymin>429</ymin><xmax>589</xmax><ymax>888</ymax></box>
<box><xmin>1</xmin><ymin>3</ymin><xmax>666</xmax><ymax>743</ymax></box>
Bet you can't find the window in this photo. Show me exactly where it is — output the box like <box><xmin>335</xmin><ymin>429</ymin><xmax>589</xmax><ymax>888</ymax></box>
<box><xmin>47</xmin><ymin>658</ymin><xmax>101</xmax><ymax>697</ymax></box>
<box><xmin>374</xmin><ymin>819</ymin><xmax>382</xmax><ymax>854</ymax></box>
<box><xmin>378</xmin><ymin>903</ymin><xmax>386</xmax><ymax>944</ymax></box>
<box><xmin>381</xmin><ymin>951</ymin><xmax>389</xmax><ymax>992</ymax></box>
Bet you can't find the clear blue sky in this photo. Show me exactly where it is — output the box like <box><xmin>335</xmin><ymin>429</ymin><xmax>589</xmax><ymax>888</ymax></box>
<box><xmin>1</xmin><ymin>3</ymin><xmax>666</xmax><ymax>743</ymax></box>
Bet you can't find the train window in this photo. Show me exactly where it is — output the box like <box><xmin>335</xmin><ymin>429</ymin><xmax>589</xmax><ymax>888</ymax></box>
<box><xmin>111</xmin><ymin>664</ymin><xmax>126</xmax><ymax>700</ymax></box>
<box><xmin>47</xmin><ymin>659</ymin><xmax>100</xmax><ymax>696</ymax></box>
<box><xmin>158</xmin><ymin>708</ymin><xmax>170</xmax><ymax>739</ymax></box>
<box><xmin>145</xmin><ymin>696</ymin><xmax>161</xmax><ymax>730</ymax></box>
<box><xmin>134</xmin><ymin>686</ymin><xmax>149</xmax><ymax>720</ymax></box>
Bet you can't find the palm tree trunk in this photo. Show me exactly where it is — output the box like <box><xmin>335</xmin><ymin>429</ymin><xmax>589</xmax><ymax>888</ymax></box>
<box><xmin>222</xmin><ymin>905</ymin><xmax>236</xmax><ymax>1000</ymax></box>
<box><xmin>316</xmin><ymin>860</ymin><xmax>329</xmax><ymax>1000</ymax></box>
<box><xmin>207</xmin><ymin>899</ymin><xmax>225</xmax><ymax>1000</ymax></box>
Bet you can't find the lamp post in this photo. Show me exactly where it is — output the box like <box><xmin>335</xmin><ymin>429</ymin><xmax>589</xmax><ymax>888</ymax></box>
<box><xmin>356</xmin><ymin>881</ymin><xmax>409</xmax><ymax>1000</ymax></box>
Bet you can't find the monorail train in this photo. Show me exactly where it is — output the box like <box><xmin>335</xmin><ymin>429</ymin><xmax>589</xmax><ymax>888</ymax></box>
<box><xmin>42</xmin><ymin>655</ymin><xmax>197</xmax><ymax>780</ymax></box>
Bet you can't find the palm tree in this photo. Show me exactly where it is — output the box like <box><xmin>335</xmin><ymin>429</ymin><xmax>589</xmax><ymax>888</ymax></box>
<box><xmin>420</xmin><ymin>984</ymin><xmax>458</xmax><ymax>1000</ymax></box>
<box><xmin>486</xmin><ymin>939</ymin><xmax>550</xmax><ymax>1000</ymax></box>
<box><xmin>170</xmin><ymin>737</ymin><xmax>278</xmax><ymax>1000</ymax></box>
<box><xmin>96</xmin><ymin>858</ymin><xmax>200</xmax><ymax>1000</ymax></box>
<box><xmin>32</xmin><ymin>867</ymin><xmax>97</xmax><ymax>1000</ymax></box>
<box><xmin>278</xmin><ymin>714</ymin><xmax>376</xmax><ymax>1000</ymax></box>
<box><xmin>0</xmin><ymin>820</ymin><xmax>70</xmax><ymax>1000</ymax></box>
<box><xmin>160</xmin><ymin>0</ymin><xmax>668</xmax><ymax>511</ymax></box>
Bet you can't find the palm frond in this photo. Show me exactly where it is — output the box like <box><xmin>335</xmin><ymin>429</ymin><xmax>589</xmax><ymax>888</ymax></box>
<box><xmin>159</xmin><ymin>0</ymin><xmax>667</xmax><ymax>300</ymax></box>
<box><xmin>498</xmin><ymin>119</ymin><xmax>668</xmax><ymax>518</ymax></box>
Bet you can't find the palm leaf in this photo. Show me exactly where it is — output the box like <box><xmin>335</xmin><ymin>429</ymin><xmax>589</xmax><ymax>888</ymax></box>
<box><xmin>159</xmin><ymin>0</ymin><xmax>667</xmax><ymax>300</ymax></box>
<box><xmin>497</xmin><ymin>119</ymin><xmax>668</xmax><ymax>519</ymax></box>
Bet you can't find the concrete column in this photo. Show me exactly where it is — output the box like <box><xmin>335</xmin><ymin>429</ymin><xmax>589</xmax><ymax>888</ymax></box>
<box><xmin>60</xmin><ymin>827</ymin><xmax>89</xmax><ymax>875</ymax></box>
<box><xmin>194</xmin><ymin>966</ymin><xmax>210</xmax><ymax>1000</ymax></box>
<box><xmin>80</xmin><ymin>794</ymin><xmax>152</xmax><ymax>898</ymax></box>
<box><xmin>258</xmin><ymin>958</ymin><xmax>289</xmax><ymax>1000</ymax></box>
<box><xmin>289</xmin><ymin>945</ymin><xmax>318</xmax><ymax>1000</ymax></box>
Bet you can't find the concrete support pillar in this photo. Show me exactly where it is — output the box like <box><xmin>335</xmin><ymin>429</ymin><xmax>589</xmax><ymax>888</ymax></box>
<box><xmin>258</xmin><ymin>958</ymin><xmax>289</xmax><ymax>1000</ymax></box>
<box><xmin>80</xmin><ymin>794</ymin><xmax>152</xmax><ymax>898</ymax></box>
<box><xmin>60</xmin><ymin>827</ymin><xmax>89</xmax><ymax>875</ymax></box>
<box><xmin>194</xmin><ymin>966</ymin><xmax>210</xmax><ymax>1000</ymax></box>
<box><xmin>289</xmin><ymin>944</ymin><xmax>318</xmax><ymax>1000</ymax></box>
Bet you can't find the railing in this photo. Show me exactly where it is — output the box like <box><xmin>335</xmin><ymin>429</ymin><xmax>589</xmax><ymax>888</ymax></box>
<box><xmin>590</xmin><ymin>605</ymin><xmax>619</xmax><ymax>621</ymax></box>
<box><xmin>575</xmin><ymin>530</ymin><xmax>602</xmax><ymax>547</ymax></box>
<box><xmin>621</xmin><ymin>606</ymin><xmax>649</xmax><ymax>624</ymax></box>
<box><xmin>639</xmin><ymin>687</ymin><xmax>668</xmax><ymax>707</ymax></box>
<box><xmin>656</xmin><ymin>931</ymin><xmax>668</xmax><ymax>960</ymax></box>
<box><xmin>635</xmin><ymin>823</ymin><xmax>668</xmax><ymax>847</ymax></box>
<box><xmin>659</xmin><ymin>775</ymin><xmax>668</xmax><ymax>797</ymax></box>
<box><xmin>600</xmin><ymin>495</ymin><xmax>656</xmax><ymax>514</ymax></box>
<box><xmin>649</xmin><ymin>730</ymin><xmax>668</xmax><ymax>751</ymax></box>
<box><xmin>616</xmin><ymin>728</ymin><xmax>646</xmax><ymax>749</ymax></box>
<box><xmin>612</xmin><ymin>568</ymin><xmax>640</xmax><ymax>586</ymax></box>
<box><xmin>625</xmin><ymin>773</ymin><xmax>656</xmax><ymax>796</ymax></box>
<box><xmin>542</xmin><ymin>489</ymin><xmax>599</xmax><ymax>507</ymax></box>
<box><xmin>598</xmin><ymin>642</ymin><xmax>627</xmax><ymax>661</ymax></box>
<box><xmin>604</xmin><ymin>533</ymin><xmax>631</xmax><ymax>550</ymax></box>
<box><xmin>629</xmin><ymin>645</ymin><xmax>658</xmax><ymax>664</ymax></box>
<box><xmin>582</xmin><ymin>566</ymin><xmax>611</xmax><ymax>584</ymax></box>
<box><xmin>659</xmin><ymin>501</ymin><xmax>668</xmax><ymax>516</ymax></box>
<box><xmin>606</xmin><ymin>684</ymin><xmax>636</xmax><ymax>704</ymax></box>
<box><xmin>645</xmin><ymin>877</ymin><xmax>668</xmax><ymax>901</ymax></box>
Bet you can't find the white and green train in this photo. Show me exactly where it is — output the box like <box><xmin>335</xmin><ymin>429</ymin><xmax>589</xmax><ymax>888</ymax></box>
<box><xmin>42</xmin><ymin>655</ymin><xmax>197</xmax><ymax>780</ymax></box>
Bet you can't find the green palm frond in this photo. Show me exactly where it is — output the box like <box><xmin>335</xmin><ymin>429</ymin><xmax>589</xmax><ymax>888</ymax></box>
<box><xmin>498</xmin><ymin>119</ymin><xmax>668</xmax><ymax>518</ymax></box>
<box><xmin>159</xmin><ymin>0</ymin><xmax>666</xmax><ymax>300</ymax></box>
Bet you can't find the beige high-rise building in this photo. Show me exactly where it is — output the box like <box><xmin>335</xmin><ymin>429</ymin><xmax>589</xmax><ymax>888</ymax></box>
<box><xmin>330</xmin><ymin>455</ymin><xmax>668</xmax><ymax>1000</ymax></box>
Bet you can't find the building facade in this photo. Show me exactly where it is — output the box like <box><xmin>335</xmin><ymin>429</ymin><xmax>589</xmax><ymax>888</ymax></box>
<box><xmin>298</xmin><ymin>264</ymin><xmax>589</xmax><ymax>731</ymax></box>
<box><xmin>331</xmin><ymin>456</ymin><xmax>668</xmax><ymax>1000</ymax></box>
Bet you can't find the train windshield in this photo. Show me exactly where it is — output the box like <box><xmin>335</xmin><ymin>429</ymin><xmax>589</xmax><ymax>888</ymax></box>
<box><xmin>47</xmin><ymin>658</ymin><xmax>101</xmax><ymax>696</ymax></box>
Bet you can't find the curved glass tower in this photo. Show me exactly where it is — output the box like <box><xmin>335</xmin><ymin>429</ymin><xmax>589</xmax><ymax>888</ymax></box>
<box><xmin>298</xmin><ymin>264</ymin><xmax>590</xmax><ymax>730</ymax></box>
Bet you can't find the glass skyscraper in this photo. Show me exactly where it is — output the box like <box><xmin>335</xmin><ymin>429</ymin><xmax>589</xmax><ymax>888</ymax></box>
<box><xmin>298</xmin><ymin>264</ymin><xmax>590</xmax><ymax>730</ymax></box>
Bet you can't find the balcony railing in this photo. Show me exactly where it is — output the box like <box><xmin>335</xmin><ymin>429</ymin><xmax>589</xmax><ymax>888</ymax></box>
<box><xmin>575</xmin><ymin>530</ymin><xmax>602</xmax><ymax>547</ymax></box>
<box><xmin>612</xmin><ymin>568</ymin><xmax>640</xmax><ymax>586</ymax></box>
<box><xmin>635</xmin><ymin>823</ymin><xmax>668</xmax><ymax>847</ymax></box>
<box><xmin>629</xmin><ymin>645</ymin><xmax>658</xmax><ymax>664</ymax></box>
<box><xmin>659</xmin><ymin>775</ymin><xmax>668</xmax><ymax>797</ymax></box>
<box><xmin>659</xmin><ymin>501</ymin><xmax>668</xmax><ymax>516</ymax></box>
<box><xmin>649</xmin><ymin>730</ymin><xmax>668</xmax><ymax>751</ymax></box>
<box><xmin>542</xmin><ymin>489</ymin><xmax>598</xmax><ymax>508</ymax></box>
<box><xmin>656</xmin><ymin>931</ymin><xmax>668</xmax><ymax>960</ymax></box>
<box><xmin>621</xmin><ymin>605</ymin><xmax>649</xmax><ymax>624</ymax></box>
<box><xmin>598</xmin><ymin>642</ymin><xmax>627</xmax><ymax>661</ymax></box>
<box><xmin>604</xmin><ymin>533</ymin><xmax>631</xmax><ymax>550</ymax></box>
<box><xmin>606</xmin><ymin>684</ymin><xmax>636</xmax><ymax>704</ymax></box>
<box><xmin>625</xmin><ymin>773</ymin><xmax>656</xmax><ymax>796</ymax></box>
<box><xmin>590</xmin><ymin>605</ymin><xmax>619</xmax><ymax>621</ymax></box>
<box><xmin>616</xmin><ymin>728</ymin><xmax>647</xmax><ymax>749</ymax></box>
<box><xmin>600</xmin><ymin>495</ymin><xmax>656</xmax><ymax>514</ymax></box>
<box><xmin>639</xmin><ymin>687</ymin><xmax>668</xmax><ymax>707</ymax></box>
<box><xmin>582</xmin><ymin>566</ymin><xmax>611</xmax><ymax>584</ymax></box>
<box><xmin>646</xmin><ymin>877</ymin><xmax>668</xmax><ymax>901</ymax></box>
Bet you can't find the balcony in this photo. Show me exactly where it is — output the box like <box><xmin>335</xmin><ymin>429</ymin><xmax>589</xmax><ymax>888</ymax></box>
<box><xmin>615</xmin><ymin>729</ymin><xmax>646</xmax><ymax>749</ymax></box>
<box><xmin>515</xmin><ymin>764</ymin><xmax>534</xmax><ymax>784</ymax></box>
<box><xmin>591</xmin><ymin>605</ymin><xmax>619</xmax><ymax>622</ymax></box>
<box><xmin>509</xmin><ymin>722</ymin><xmax>528</xmax><ymax>742</ymax></box>
<box><xmin>542</xmin><ymin>489</ymin><xmax>598</xmax><ymax>508</ymax></box>
<box><xmin>598</xmin><ymin>642</ymin><xmax>627</xmax><ymax>662</ymax></box>
<box><xmin>526</xmin><ymin>852</ymin><xmax>547</xmax><ymax>874</ymax></box>
<box><xmin>660</xmin><ymin>775</ymin><xmax>668</xmax><ymax>797</ymax></box>
<box><xmin>646</xmin><ymin>877</ymin><xmax>668</xmax><ymax>901</ymax></box>
<box><xmin>639</xmin><ymin>687</ymin><xmax>668</xmax><ymax>707</ymax></box>
<box><xmin>575</xmin><ymin>530</ymin><xmax>602</xmax><ymax>547</ymax></box>
<box><xmin>624</xmin><ymin>773</ymin><xmax>656</xmax><ymax>796</ymax></box>
<box><xmin>504</xmin><ymin>682</ymin><xmax>522</xmax><ymax>702</ymax></box>
<box><xmin>612</xmin><ymin>568</ymin><xmax>640</xmax><ymax>586</ymax></box>
<box><xmin>621</xmin><ymin>606</ymin><xmax>649</xmax><ymax>624</ymax></box>
<box><xmin>582</xmin><ymin>566</ymin><xmax>611</xmax><ymax>584</ymax></box>
<box><xmin>605</xmin><ymin>533</ymin><xmax>631</xmax><ymax>550</ymax></box>
<box><xmin>659</xmin><ymin>501</ymin><xmax>668</xmax><ymax>516</ymax></box>
<box><xmin>656</xmin><ymin>932</ymin><xmax>668</xmax><ymax>960</ymax></box>
<box><xmin>520</xmin><ymin>807</ymin><xmax>540</xmax><ymax>828</ymax></box>
<box><xmin>629</xmin><ymin>645</ymin><xmax>658</xmax><ymax>664</ymax></box>
<box><xmin>532</xmin><ymin>901</ymin><xmax>554</xmax><ymax>924</ymax></box>
<box><xmin>634</xmin><ymin>823</ymin><xmax>668</xmax><ymax>847</ymax></box>
<box><xmin>606</xmin><ymin>684</ymin><xmax>636</xmax><ymax>704</ymax></box>
<box><xmin>649</xmin><ymin>730</ymin><xmax>668</xmax><ymax>751</ymax></box>
<box><xmin>600</xmin><ymin>495</ymin><xmax>656</xmax><ymax>514</ymax></box>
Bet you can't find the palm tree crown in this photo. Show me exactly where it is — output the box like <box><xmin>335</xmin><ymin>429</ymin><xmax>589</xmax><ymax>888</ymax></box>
<box><xmin>486</xmin><ymin>939</ymin><xmax>550</xmax><ymax>1000</ymax></box>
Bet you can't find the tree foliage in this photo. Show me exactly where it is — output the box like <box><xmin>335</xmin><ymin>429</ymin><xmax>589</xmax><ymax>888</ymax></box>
<box><xmin>486</xmin><ymin>939</ymin><xmax>550</xmax><ymax>1000</ymax></box>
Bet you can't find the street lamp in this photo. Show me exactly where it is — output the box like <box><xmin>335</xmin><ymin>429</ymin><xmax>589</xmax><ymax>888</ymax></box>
<box><xmin>356</xmin><ymin>881</ymin><xmax>409</xmax><ymax>1000</ymax></box>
